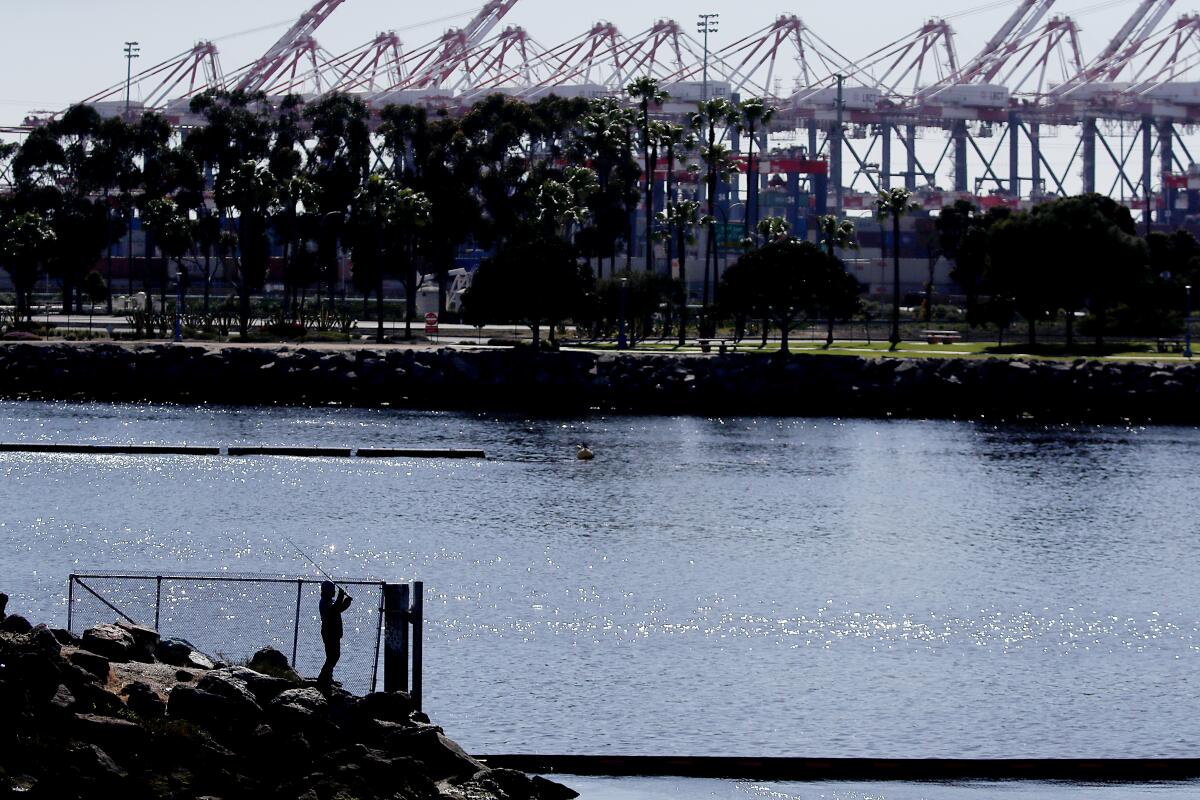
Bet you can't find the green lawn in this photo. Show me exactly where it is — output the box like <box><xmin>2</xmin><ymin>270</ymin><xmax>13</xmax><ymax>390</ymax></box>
<box><xmin>568</xmin><ymin>339</ymin><xmax>1197</xmax><ymax>362</ymax></box>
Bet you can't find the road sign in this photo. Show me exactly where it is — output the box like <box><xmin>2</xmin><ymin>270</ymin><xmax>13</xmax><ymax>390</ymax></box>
<box><xmin>424</xmin><ymin>312</ymin><xmax>439</xmax><ymax>335</ymax></box>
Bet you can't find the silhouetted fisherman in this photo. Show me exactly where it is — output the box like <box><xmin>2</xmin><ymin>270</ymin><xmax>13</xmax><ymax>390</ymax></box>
<box><xmin>0</xmin><ymin>592</ymin><xmax>7</xmax><ymax>622</ymax></box>
<box><xmin>317</xmin><ymin>581</ymin><xmax>353</xmax><ymax>689</ymax></box>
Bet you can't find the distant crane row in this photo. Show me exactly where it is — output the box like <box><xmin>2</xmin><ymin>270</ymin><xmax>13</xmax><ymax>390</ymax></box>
<box><xmin>19</xmin><ymin>0</ymin><xmax>1200</xmax><ymax>216</ymax></box>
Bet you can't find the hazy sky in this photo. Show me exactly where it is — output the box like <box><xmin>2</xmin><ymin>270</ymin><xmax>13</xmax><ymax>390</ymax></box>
<box><xmin>0</xmin><ymin>0</ymin><xmax>1160</xmax><ymax>126</ymax></box>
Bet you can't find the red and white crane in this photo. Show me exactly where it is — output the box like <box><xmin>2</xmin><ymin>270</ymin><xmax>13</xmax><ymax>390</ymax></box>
<box><xmin>231</xmin><ymin>0</ymin><xmax>347</xmax><ymax>93</ymax></box>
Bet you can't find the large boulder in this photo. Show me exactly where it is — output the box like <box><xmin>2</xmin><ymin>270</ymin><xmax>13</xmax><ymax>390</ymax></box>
<box><xmin>270</xmin><ymin>687</ymin><xmax>329</xmax><ymax>714</ymax></box>
<box><xmin>357</xmin><ymin>690</ymin><xmax>416</xmax><ymax>724</ymax></box>
<box><xmin>0</xmin><ymin>614</ymin><xmax>32</xmax><ymax>634</ymax></box>
<box><xmin>67</xmin><ymin>648</ymin><xmax>110</xmax><ymax>680</ymax></box>
<box><xmin>115</xmin><ymin>621</ymin><xmax>159</xmax><ymax>662</ymax></box>
<box><xmin>248</xmin><ymin>646</ymin><xmax>301</xmax><ymax>682</ymax></box>
<box><xmin>385</xmin><ymin>725</ymin><xmax>487</xmax><ymax>781</ymax></box>
<box><xmin>195</xmin><ymin>670</ymin><xmax>263</xmax><ymax>721</ymax></box>
<box><xmin>468</xmin><ymin>769</ymin><xmax>581</xmax><ymax>800</ymax></box>
<box><xmin>72</xmin><ymin>713</ymin><xmax>148</xmax><ymax>760</ymax></box>
<box><xmin>167</xmin><ymin>686</ymin><xmax>236</xmax><ymax>728</ymax></box>
<box><xmin>205</xmin><ymin>665</ymin><xmax>294</xmax><ymax>704</ymax></box>
<box><xmin>154</xmin><ymin>637</ymin><xmax>193</xmax><ymax>666</ymax></box>
<box><xmin>80</xmin><ymin>623</ymin><xmax>136</xmax><ymax>662</ymax></box>
<box><xmin>121</xmin><ymin>681</ymin><xmax>165</xmax><ymax>719</ymax></box>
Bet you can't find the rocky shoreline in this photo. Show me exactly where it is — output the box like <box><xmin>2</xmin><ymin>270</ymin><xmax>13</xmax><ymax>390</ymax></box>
<box><xmin>0</xmin><ymin>598</ymin><xmax>577</xmax><ymax>800</ymax></box>
<box><xmin>0</xmin><ymin>342</ymin><xmax>1198</xmax><ymax>421</ymax></box>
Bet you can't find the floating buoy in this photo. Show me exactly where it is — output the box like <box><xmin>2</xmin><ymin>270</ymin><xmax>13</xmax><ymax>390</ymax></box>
<box><xmin>576</xmin><ymin>444</ymin><xmax>595</xmax><ymax>461</ymax></box>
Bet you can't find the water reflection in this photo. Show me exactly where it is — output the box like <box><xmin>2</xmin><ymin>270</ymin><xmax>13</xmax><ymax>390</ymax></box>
<box><xmin>0</xmin><ymin>402</ymin><xmax>1198</xmax><ymax>757</ymax></box>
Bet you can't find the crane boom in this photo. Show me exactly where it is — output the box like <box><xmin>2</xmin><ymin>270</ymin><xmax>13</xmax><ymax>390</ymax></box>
<box><xmin>235</xmin><ymin>0</ymin><xmax>347</xmax><ymax>92</ymax></box>
<box><xmin>460</xmin><ymin>0</ymin><xmax>521</xmax><ymax>50</ymax></box>
<box><xmin>918</xmin><ymin>0</ymin><xmax>1053</xmax><ymax>99</ymax></box>
<box><xmin>979</xmin><ymin>0</ymin><xmax>1047</xmax><ymax>56</ymax></box>
<box><xmin>1092</xmin><ymin>0</ymin><xmax>1171</xmax><ymax>67</ymax></box>
<box><xmin>404</xmin><ymin>0</ymin><xmax>521</xmax><ymax>88</ymax></box>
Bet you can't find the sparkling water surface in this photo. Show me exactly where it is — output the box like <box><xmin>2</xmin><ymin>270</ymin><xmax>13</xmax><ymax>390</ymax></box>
<box><xmin>565</xmin><ymin>777</ymin><xmax>1200</xmax><ymax>800</ymax></box>
<box><xmin>1</xmin><ymin>401</ymin><xmax>1198</xmax><ymax>760</ymax></box>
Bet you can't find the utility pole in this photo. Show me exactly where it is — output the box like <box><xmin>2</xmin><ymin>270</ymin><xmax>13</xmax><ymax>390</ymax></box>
<box><xmin>697</xmin><ymin>14</ymin><xmax>719</xmax><ymax>101</ymax></box>
<box><xmin>124</xmin><ymin>41</ymin><xmax>141</xmax><ymax>120</ymax></box>
<box><xmin>123</xmin><ymin>40</ymin><xmax>141</xmax><ymax>313</ymax></box>
<box><xmin>834</xmin><ymin>73</ymin><xmax>845</xmax><ymax>219</ymax></box>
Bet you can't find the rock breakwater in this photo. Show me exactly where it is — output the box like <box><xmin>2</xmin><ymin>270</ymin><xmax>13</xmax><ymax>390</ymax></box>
<box><xmin>0</xmin><ymin>342</ymin><xmax>1197</xmax><ymax>421</ymax></box>
<box><xmin>0</xmin><ymin>601</ymin><xmax>577</xmax><ymax>800</ymax></box>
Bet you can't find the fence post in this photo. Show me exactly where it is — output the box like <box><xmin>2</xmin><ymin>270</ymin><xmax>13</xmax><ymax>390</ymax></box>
<box><xmin>412</xmin><ymin>580</ymin><xmax>423</xmax><ymax>711</ymax></box>
<box><xmin>371</xmin><ymin>586</ymin><xmax>385</xmax><ymax>693</ymax></box>
<box><xmin>154</xmin><ymin>576</ymin><xmax>162</xmax><ymax>630</ymax></box>
<box><xmin>292</xmin><ymin>580</ymin><xmax>303</xmax><ymax>668</ymax></box>
<box><xmin>383</xmin><ymin>583</ymin><xmax>409</xmax><ymax>694</ymax></box>
<box><xmin>67</xmin><ymin>575</ymin><xmax>75</xmax><ymax>632</ymax></box>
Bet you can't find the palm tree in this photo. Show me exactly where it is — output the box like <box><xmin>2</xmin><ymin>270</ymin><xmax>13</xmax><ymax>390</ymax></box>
<box><xmin>575</xmin><ymin>98</ymin><xmax>635</xmax><ymax>280</ymax></box>
<box><xmin>656</xmin><ymin>198</ymin><xmax>706</xmax><ymax>346</ymax></box>
<box><xmin>658</xmin><ymin>123</ymin><xmax>693</xmax><ymax>268</ymax></box>
<box><xmin>817</xmin><ymin>214</ymin><xmax>859</xmax><ymax>346</ymax></box>
<box><xmin>626</xmin><ymin>77</ymin><xmax>669</xmax><ymax>274</ymax></box>
<box><xmin>692</xmin><ymin>97</ymin><xmax>738</xmax><ymax>307</ymax></box>
<box><xmin>875</xmin><ymin>188</ymin><xmax>920</xmax><ymax>349</ymax></box>
<box><xmin>736</xmin><ymin>98</ymin><xmax>776</xmax><ymax>238</ymax></box>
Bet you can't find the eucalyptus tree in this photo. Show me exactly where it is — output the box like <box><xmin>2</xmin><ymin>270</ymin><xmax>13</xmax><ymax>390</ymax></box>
<box><xmin>985</xmin><ymin>210</ymin><xmax>1053</xmax><ymax>346</ymax></box>
<box><xmin>88</xmin><ymin>116</ymin><xmax>141</xmax><ymax>311</ymax></box>
<box><xmin>626</xmin><ymin>77</ymin><xmax>670</xmax><ymax>273</ymax></box>
<box><xmin>139</xmin><ymin>120</ymin><xmax>203</xmax><ymax>311</ymax></box>
<box><xmin>140</xmin><ymin>198</ymin><xmax>197</xmax><ymax>320</ymax></box>
<box><xmin>0</xmin><ymin>212</ymin><xmax>56</xmax><ymax>320</ymax></box>
<box><xmin>182</xmin><ymin>92</ymin><xmax>270</xmax><ymax>319</ymax></box>
<box><xmin>937</xmin><ymin>200</ymin><xmax>1007</xmax><ymax>328</ymax></box>
<box><xmin>381</xmin><ymin>105</ymin><xmax>481</xmax><ymax>318</ymax></box>
<box><xmin>304</xmin><ymin>93</ymin><xmax>372</xmax><ymax>310</ymax></box>
<box><xmin>656</xmin><ymin>198</ymin><xmax>706</xmax><ymax>345</ymax></box>
<box><xmin>347</xmin><ymin>174</ymin><xmax>432</xmax><ymax>342</ymax></box>
<box><xmin>875</xmin><ymin>188</ymin><xmax>920</xmax><ymax>348</ymax></box>
<box><xmin>735</xmin><ymin>97</ymin><xmax>776</xmax><ymax>237</ymax></box>
<box><xmin>265</xmin><ymin>94</ymin><xmax>316</xmax><ymax>315</ymax></box>
<box><xmin>725</xmin><ymin>238</ymin><xmax>829</xmax><ymax>353</ymax></box>
<box><xmin>12</xmin><ymin>105</ymin><xmax>116</xmax><ymax>313</ymax></box>
<box><xmin>461</xmin><ymin>94</ymin><xmax>539</xmax><ymax>251</ymax></box>
<box><xmin>215</xmin><ymin>160</ymin><xmax>279</xmax><ymax>337</ymax></box>
<box><xmin>817</xmin><ymin>214</ymin><xmax>859</xmax><ymax>345</ymax></box>
<box><xmin>464</xmin><ymin>165</ymin><xmax>597</xmax><ymax>348</ymax></box>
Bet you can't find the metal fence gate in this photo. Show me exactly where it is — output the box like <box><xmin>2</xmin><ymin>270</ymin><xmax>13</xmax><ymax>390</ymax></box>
<box><xmin>67</xmin><ymin>572</ymin><xmax>420</xmax><ymax>698</ymax></box>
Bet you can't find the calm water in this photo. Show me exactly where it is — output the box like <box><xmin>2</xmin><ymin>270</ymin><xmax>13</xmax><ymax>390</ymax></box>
<box><xmin>566</xmin><ymin>777</ymin><xmax>1200</xmax><ymax>800</ymax></box>
<box><xmin>1</xmin><ymin>401</ymin><xmax>1198</xmax><ymax>762</ymax></box>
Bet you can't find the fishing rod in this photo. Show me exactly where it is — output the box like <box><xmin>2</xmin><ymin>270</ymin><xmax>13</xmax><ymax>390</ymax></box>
<box><xmin>285</xmin><ymin>537</ymin><xmax>352</xmax><ymax>597</ymax></box>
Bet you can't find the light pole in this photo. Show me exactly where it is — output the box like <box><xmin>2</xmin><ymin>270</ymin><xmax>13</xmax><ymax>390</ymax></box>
<box><xmin>697</xmin><ymin>14</ymin><xmax>719</xmax><ymax>102</ymax></box>
<box><xmin>834</xmin><ymin>73</ymin><xmax>845</xmax><ymax>218</ymax></box>
<box><xmin>123</xmin><ymin>42</ymin><xmax>140</xmax><ymax>120</ymax></box>
<box><xmin>618</xmin><ymin>277</ymin><xmax>629</xmax><ymax>350</ymax></box>
<box><xmin>1186</xmin><ymin>284</ymin><xmax>1193</xmax><ymax>359</ymax></box>
<box><xmin>174</xmin><ymin>266</ymin><xmax>184</xmax><ymax>342</ymax></box>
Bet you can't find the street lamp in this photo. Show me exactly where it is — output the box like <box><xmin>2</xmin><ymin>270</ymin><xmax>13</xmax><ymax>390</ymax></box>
<box><xmin>1186</xmin><ymin>284</ymin><xmax>1193</xmax><ymax>359</ymax></box>
<box><xmin>618</xmin><ymin>277</ymin><xmax>630</xmax><ymax>351</ymax></box>
<box><xmin>697</xmin><ymin>14</ymin><xmax>719</xmax><ymax>102</ymax></box>
<box><xmin>123</xmin><ymin>42</ymin><xmax>140</xmax><ymax>120</ymax></box>
<box><xmin>174</xmin><ymin>266</ymin><xmax>184</xmax><ymax>342</ymax></box>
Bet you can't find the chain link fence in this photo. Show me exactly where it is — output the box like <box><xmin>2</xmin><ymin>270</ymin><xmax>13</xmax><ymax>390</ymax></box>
<box><xmin>67</xmin><ymin>573</ymin><xmax>387</xmax><ymax>695</ymax></box>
